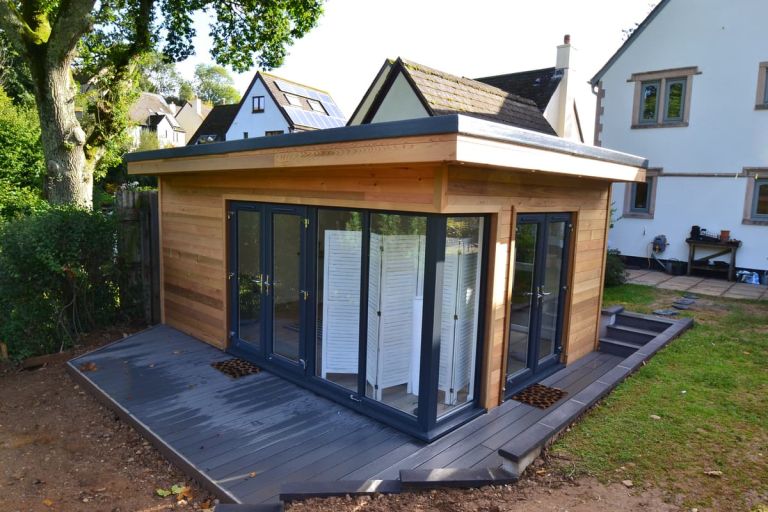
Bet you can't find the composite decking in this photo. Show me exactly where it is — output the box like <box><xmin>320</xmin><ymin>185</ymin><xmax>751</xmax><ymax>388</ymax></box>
<box><xmin>67</xmin><ymin>326</ymin><xmax>624</xmax><ymax>505</ymax></box>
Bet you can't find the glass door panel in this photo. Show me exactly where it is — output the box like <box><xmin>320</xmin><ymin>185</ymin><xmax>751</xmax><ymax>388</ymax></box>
<box><xmin>235</xmin><ymin>209</ymin><xmax>263</xmax><ymax>352</ymax></box>
<box><xmin>538</xmin><ymin>220</ymin><xmax>567</xmax><ymax>363</ymax></box>
<box><xmin>315</xmin><ymin>209</ymin><xmax>362</xmax><ymax>391</ymax></box>
<box><xmin>271</xmin><ymin>212</ymin><xmax>303</xmax><ymax>364</ymax></box>
<box><xmin>507</xmin><ymin>222</ymin><xmax>538</xmax><ymax>378</ymax></box>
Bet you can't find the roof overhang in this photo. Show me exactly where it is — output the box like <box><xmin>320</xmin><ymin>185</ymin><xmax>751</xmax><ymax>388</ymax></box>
<box><xmin>126</xmin><ymin>114</ymin><xmax>647</xmax><ymax>183</ymax></box>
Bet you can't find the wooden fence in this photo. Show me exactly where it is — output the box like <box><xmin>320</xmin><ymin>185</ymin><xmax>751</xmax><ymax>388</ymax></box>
<box><xmin>115</xmin><ymin>188</ymin><xmax>161</xmax><ymax>325</ymax></box>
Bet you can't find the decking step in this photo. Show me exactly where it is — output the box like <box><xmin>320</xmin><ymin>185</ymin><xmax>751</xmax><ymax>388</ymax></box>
<box><xmin>614</xmin><ymin>312</ymin><xmax>672</xmax><ymax>333</ymax></box>
<box><xmin>606</xmin><ymin>324</ymin><xmax>657</xmax><ymax>344</ymax></box>
<box><xmin>399</xmin><ymin>468</ymin><xmax>517</xmax><ymax>488</ymax></box>
<box><xmin>599</xmin><ymin>337</ymin><xmax>642</xmax><ymax>357</ymax></box>
<box><xmin>279</xmin><ymin>480</ymin><xmax>401</xmax><ymax>501</ymax></box>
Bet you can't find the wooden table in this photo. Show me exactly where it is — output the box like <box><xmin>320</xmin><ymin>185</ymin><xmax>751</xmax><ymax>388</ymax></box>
<box><xmin>686</xmin><ymin>238</ymin><xmax>741</xmax><ymax>281</ymax></box>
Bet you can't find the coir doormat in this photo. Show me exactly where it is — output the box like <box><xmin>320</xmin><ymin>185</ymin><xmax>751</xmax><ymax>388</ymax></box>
<box><xmin>211</xmin><ymin>358</ymin><xmax>261</xmax><ymax>379</ymax></box>
<box><xmin>511</xmin><ymin>383</ymin><xmax>567</xmax><ymax>409</ymax></box>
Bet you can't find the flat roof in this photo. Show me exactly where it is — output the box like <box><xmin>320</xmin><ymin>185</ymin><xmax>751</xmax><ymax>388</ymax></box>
<box><xmin>126</xmin><ymin>115</ymin><xmax>647</xmax><ymax>182</ymax></box>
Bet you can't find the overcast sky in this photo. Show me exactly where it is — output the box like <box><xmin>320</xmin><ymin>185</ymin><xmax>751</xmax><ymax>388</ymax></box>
<box><xmin>176</xmin><ymin>0</ymin><xmax>659</xmax><ymax>116</ymax></box>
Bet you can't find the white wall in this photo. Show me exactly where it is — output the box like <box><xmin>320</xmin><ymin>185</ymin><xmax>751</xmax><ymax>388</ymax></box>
<box><xmin>370</xmin><ymin>71</ymin><xmax>430</xmax><ymax>123</ymax></box>
<box><xmin>226</xmin><ymin>77</ymin><xmax>290</xmax><ymax>140</ymax></box>
<box><xmin>156</xmin><ymin>117</ymin><xmax>185</xmax><ymax>147</ymax></box>
<box><xmin>599</xmin><ymin>0</ymin><xmax>768</xmax><ymax>270</ymax></box>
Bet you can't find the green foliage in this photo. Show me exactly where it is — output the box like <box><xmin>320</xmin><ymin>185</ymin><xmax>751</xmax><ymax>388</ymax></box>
<box><xmin>604</xmin><ymin>249</ymin><xmax>627</xmax><ymax>287</ymax></box>
<box><xmin>0</xmin><ymin>34</ymin><xmax>35</xmax><ymax>105</ymax></box>
<box><xmin>0</xmin><ymin>207</ymin><xmax>120</xmax><ymax>360</ymax></box>
<box><xmin>135</xmin><ymin>51</ymin><xmax>193</xmax><ymax>104</ymax></box>
<box><xmin>0</xmin><ymin>90</ymin><xmax>47</xmax><ymax>220</ymax></box>
<box><xmin>553</xmin><ymin>287</ymin><xmax>768</xmax><ymax>510</ymax></box>
<box><xmin>193</xmin><ymin>64</ymin><xmax>240</xmax><ymax>105</ymax></box>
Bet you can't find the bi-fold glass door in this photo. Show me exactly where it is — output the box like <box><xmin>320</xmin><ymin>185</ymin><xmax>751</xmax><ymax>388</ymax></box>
<box><xmin>506</xmin><ymin>213</ymin><xmax>572</xmax><ymax>395</ymax></box>
<box><xmin>230</xmin><ymin>203</ymin><xmax>308</xmax><ymax>374</ymax></box>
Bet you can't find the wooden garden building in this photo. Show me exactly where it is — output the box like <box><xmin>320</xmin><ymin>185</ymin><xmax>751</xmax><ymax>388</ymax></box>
<box><xmin>126</xmin><ymin>114</ymin><xmax>646</xmax><ymax>441</ymax></box>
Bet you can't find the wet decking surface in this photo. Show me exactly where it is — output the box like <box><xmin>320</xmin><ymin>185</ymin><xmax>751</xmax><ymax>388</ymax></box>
<box><xmin>68</xmin><ymin>326</ymin><xmax>622</xmax><ymax>504</ymax></box>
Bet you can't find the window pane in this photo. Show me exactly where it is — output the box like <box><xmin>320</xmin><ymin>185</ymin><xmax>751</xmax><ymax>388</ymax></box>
<box><xmin>237</xmin><ymin>210</ymin><xmax>262</xmax><ymax>349</ymax></box>
<box><xmin>272</xmin><ymin>213</ymin><xmax>302</xmax><ymax>362</ymax></box>
<box><xmin>316</xmin><ymin>210</ymin><xmax>362</xmax><ymax>391</ymax></box>
<box><xmin>640</xmin><ymin>81</ymin><xmax>659</xmax><ymax>123</ymax></box>
<box><xmin>764</xmin><ymin>69</ymin><xmax>768</xmax><ymax>104</ymax></box>
<box><xmin>437</xmin><ymin>217</ymin><xmax>484</xmax><ymax>418</ymax></box>
<box><xmin>632</xmin><ymin>178</ymin><xmax>651</xmax><ymax>211</ymax></box>
<box><xmin>665</xmin><ymin>79</ymin><xmax>686</xmax><ymax>121</ymax></box>
<box><xmin>366</xmin><ymin>214</ymin><xmax>427</xmax><ymax>416</ymax></box>
<box><xmin>508</xmin><ymin>222</ymin><xmax>538</xmax><ymax>378</ymax></box>
<box><xmin>756</xmin><ymin>182</ymin><xmax>768</xmax><ymax>216</ymax></box>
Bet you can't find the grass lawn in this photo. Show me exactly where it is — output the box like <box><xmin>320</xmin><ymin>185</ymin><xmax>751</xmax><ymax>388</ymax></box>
<box><xmin>551</xmin><ymin>284</ymin><xmax>768</xmax><ymax>511</ymax></box>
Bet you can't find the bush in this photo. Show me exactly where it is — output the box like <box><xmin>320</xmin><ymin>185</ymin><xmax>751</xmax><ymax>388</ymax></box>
<box><xmin>604</xmin><ymin>249</ymin><xmax>628</xmax><ymax>287</ymax></box>
<box><xmin>0</xmin><ymin>207</ymin><xmax>120</xmax><ymax>360</ymax></box>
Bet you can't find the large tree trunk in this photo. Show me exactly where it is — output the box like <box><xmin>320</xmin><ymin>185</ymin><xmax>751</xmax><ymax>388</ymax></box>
<box><xmin>29</xmin><ymin>51</ymin><xmax>93</xmax><ymax>208</ymax></box>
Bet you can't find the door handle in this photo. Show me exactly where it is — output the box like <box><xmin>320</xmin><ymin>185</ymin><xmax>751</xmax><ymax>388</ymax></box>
<box><xmin>299</xmin><ymin>290</ymin><xmax>310</xmax><ymax>300</ymax></box>
<box><xmin>262</xmin><ymin>275</ymin><xmax>271</xmax><ymax>295</ymax></box>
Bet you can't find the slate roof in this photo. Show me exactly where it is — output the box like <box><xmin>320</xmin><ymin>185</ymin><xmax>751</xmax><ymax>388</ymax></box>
<box><xmin>398</xmin><ymin>59</ymin><xmax>556</xmax><ymax>136</ymax></box>
<box><xmin>188</xmin><ymin>104</ymin><xmax>239</xmax><ymax>145</ymax></box>
<box><xmin>475</xmin><ymin>67</ymin><xmax>564</xmax><ymax>112</ymax></box>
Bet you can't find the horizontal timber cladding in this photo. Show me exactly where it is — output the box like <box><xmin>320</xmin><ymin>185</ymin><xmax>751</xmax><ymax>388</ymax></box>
<box><xmin>157</xmin><ymin>162</ymin><xmax>612</xmax><ymax>410</ymax></box>
<box><xmin>444</xmin><ymin>165</ymin><xmax>612</xmax><ymax>408</ymax></box>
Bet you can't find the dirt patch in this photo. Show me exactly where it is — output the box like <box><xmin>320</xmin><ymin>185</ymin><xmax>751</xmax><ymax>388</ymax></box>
<box><xmin>287</xmin><ymin>475</ymin><xmax>679</xmax><ymax>512</ymax></box>
<box><xmin>0</xmin><ymin>326</ymin><xmax>215</xmax><ymax>512</ymax></box>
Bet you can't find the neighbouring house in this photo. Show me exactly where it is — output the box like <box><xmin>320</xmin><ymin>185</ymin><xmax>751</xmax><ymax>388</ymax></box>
<box><xmin>174</xmin><ymin>98</ymin><xmax>212</xmax><ymax>138</ymax></box>
<box><xmin>592</xmin><ymin>0</ymin><xmax>768</xmax><ymax>275</ymax></box>
<box><xmin>125</xmin><ymin>112</ymin><xmax>646</xmax><ymax>441</ymax></box>
<box><xmin>187</xmin><ymin>72</ymin><xmax>346</xmax><ymax>145</ymax></box>
<box><xmin>187</xmin><ymin>104</ymin><xmax>240</xmax><ymax>145</ymax></box>
<box><xmin>348</xmin><ymin>37</ymin><xmax>593</xmax><ymax>143</ymax></box>
<box><xmin>129</xmin><ymin>92</ymin><xmax>186</xmax><ymax>149</ymax></box>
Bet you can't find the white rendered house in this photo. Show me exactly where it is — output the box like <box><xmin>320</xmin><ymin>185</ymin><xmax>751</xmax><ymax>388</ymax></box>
<box><xmin>592</xmin><ymin>0</ymin><xmax>768</xmax><ymax>273</ymax></box>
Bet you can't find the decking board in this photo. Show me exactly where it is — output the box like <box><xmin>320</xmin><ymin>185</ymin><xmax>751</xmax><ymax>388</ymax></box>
<box><xmin>68</xmin><ymin>326</ymin><xmax>627</xmax><ymax>504</ymax></box>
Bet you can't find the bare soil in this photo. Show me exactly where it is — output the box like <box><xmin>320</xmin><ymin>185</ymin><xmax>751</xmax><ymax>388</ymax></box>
<box><xmin>2</xmin><ymin>327</ymin><xmax>679</xmax><ymax>512</ymax></box>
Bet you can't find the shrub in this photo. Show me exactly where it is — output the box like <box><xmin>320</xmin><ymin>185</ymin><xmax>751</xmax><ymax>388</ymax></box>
<box><xmin>0</xmin><ymin>207</ymin><xmax>120</xmax><ymax>360</ymax></box>
<box><xmin>604</xmin><ymin>249</ymin><xmax>628</xmax><ymax>287</ymax></box>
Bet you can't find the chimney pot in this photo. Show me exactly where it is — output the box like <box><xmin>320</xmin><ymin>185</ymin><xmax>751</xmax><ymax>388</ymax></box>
<box><xmin>564</xmin><ymin>34</ymin><xmax>571</xmax><ymax>45</ymax></box>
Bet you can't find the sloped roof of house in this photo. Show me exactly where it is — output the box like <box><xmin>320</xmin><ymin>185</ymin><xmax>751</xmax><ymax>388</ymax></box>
<box><xmin>148</xmin><ymin>113</ymin><xmax>185</xmax><ymax>132</ymax></box>
<box><xmin>235</xmin><ymin>72</ymin><xmax>346</xmax><ymax>131</ymax></box>
<box><xmin>396</xmin><ymin>58</ymin><xmax>556</xmax><ymax>135</ymax></box>
<box><xmin>129</xmin><ymin>92</ymin><xmax>176</xmax><ymax>125</ymax></box>
<box><xmin>590</xmin><ymin>0</ymin><xmax>670</xmax><ymax>86</ymax></box>
<box><xmin>188</xmin><ymin>104</ymin><xmax>239</xmax><ymax>145</ymax></box>
<box><xmin>475</xmin><ymin>67</ymin><xmax>564</xmax><ymax>112</ymax></box>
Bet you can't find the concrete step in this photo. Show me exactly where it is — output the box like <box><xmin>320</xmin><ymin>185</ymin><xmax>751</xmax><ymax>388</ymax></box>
<box><xmin>606</xmin><ymin>324</ymin><xmax>657</xmax><ymax>345</ymax></box>
<box><xmin>598</xmin><ymin>337</ymin><xmax>642</xmax><ymax>357</ymax></box>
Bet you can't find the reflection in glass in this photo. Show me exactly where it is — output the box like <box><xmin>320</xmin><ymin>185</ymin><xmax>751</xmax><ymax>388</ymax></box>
<box><xmin>237</xmin><ymin>210</ymin><xmax>262</xmax><ymax>348</ymax></box>
<box><xmin>437</xmin><ymin>217</ymin><xmax>483</xmax><ymax>417</ymax></box>
<box><xmin>756</xmin><ymin>183</ymin><xmax>768</xmax><ymax>216</ymax></box>
<box><xmin>366</xmin><ymin>214</ymin><xmax>426</xmax><ymax>416</ymax></box>
<box><xmin>665</xmin><ymin>79</ymin><xmax>685</xmax><ymax>121</ymax></box>
<box><xmin>507</xmin><ymin>222</ymin><xmax>538</xmax><ymax>378</ymax></box>
<box><xmin>272</xmin><ymin>213</ymin><xmax>301</xmax><ymax>362</ymax></box>
<box><xmin>641</xmin><ymin>81</ymin><xmax>659</xmax><ymax>123</ymax></box>
<box><xmin>632</xmin><ymin>178</ymin><xmax>652</xmax><ymax>210</ymax></box>
<box><xmin>316</xmin><ymin>210</ymin><xmax>362</xmax><ymax>391</ymax></box>
<box><xmin>538</xmin><ymin>221</ymin><xmax>567</xmax><ymax>363</ymax></box>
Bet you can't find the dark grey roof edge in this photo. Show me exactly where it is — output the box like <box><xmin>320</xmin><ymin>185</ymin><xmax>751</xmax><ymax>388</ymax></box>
<box><xmin>590</xmin><ymin>0</ymin><xmax>670</xmax><ymax>87</ymax></box>
<box><xmin>125</xmin><ymin>114</ymin><xmax>647</xmax><ymax>169</ymax></box>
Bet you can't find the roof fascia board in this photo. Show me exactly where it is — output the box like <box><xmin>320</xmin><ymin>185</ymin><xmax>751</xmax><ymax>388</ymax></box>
<box><xmin>590</xmin><ymin>0</ymin><xmax>671</xmax><ymax>87</ymax></box>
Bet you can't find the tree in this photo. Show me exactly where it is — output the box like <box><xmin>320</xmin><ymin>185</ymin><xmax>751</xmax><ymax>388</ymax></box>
<box><xmin>0</xmin><ymin>0</ymin><xmax>324</xmax><ymax>208</ymax></box>
<box><xmin>193</xmin><ymin>63</ymin><xmax>240</xmax><ymax>105</ymax></box>
<box><xmin>136</xmin><ymin>52</ymin><xmax>188</xmax><ymax>101</ymax></box>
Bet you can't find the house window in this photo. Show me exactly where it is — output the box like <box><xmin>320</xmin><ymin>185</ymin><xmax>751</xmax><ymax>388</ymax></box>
<box><xmin>252</xmin><ymin>96</ymin><xmax>265</xmax><ymax>113</ymax></box>
<box><xmin>265</xmin><ymin>130</ymin><xmax>284</xmax><ymax>136</ymax></box>
<box><xmin>756</xmin><ymin>62</ymin><xmax>768</xmax><ymax>109</ymax></box>
<box><xmin>307</xmin><ymin>99</ymin><xmax>326</xmax><ymax>113</ymax></box>
<box><xmin>285</xmin><ymin>94</ymin><xmax>303</xmax><ymax>107</ymax></box>
<box><xmin>630</xmin><ymin>67</ymin><xmax>698</xmax><ymax>128</ymax></box>
<box><xmin>243</xmin><ymin>132</ymin><xmax>248</xmax><ymax>139</ymax></box>
<box><xmin>623</xmin><ymin>169</ymin><xmax>660</xmax><ymax>219</ymax></box>
<box><xmin>751</xmin><ymin>179</ymin><xmax>768</xmax><ymax>219</ymax></box>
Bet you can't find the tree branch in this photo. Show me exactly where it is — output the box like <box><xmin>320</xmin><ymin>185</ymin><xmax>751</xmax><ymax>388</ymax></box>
<box><xmin>0</xmin><ymin>0</ymin><xmax>30</xmax><ymax>55</ymax></box>
<box><xmin>47</xmin><ymin>0</ymin><xmax>97</xmax><ymax>64</ymax></box>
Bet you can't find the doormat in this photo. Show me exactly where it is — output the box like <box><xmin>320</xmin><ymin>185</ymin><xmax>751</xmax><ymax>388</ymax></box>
<box><xmin>511</xmin><ymin>383</ymin><xmax>567</xmax><ymax>409</ymax></box>
<box><xmin>211</xmin><ymin>358</ymin><xmax>261</xmax><ymax>379</ymax></box>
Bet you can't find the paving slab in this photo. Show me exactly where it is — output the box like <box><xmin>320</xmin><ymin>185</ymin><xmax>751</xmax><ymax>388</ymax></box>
<box><xmin>630</xmin><ymin>272</ymin><xmax>672</xmax><ymax>285</ymax></box>
<box><xmin>656</xmin><ymin>276</ymin><xmax>703</xmax><ymax>291</ymax></box>
<box><xmin>723</xmin><ymin>283</ymin><xmax>766</xmax><ymax>299</ymax></box>
<box><xmin>626</xmin><ymin>269</ymin><xmax>651</xmax><ymax>280</ymax></box>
